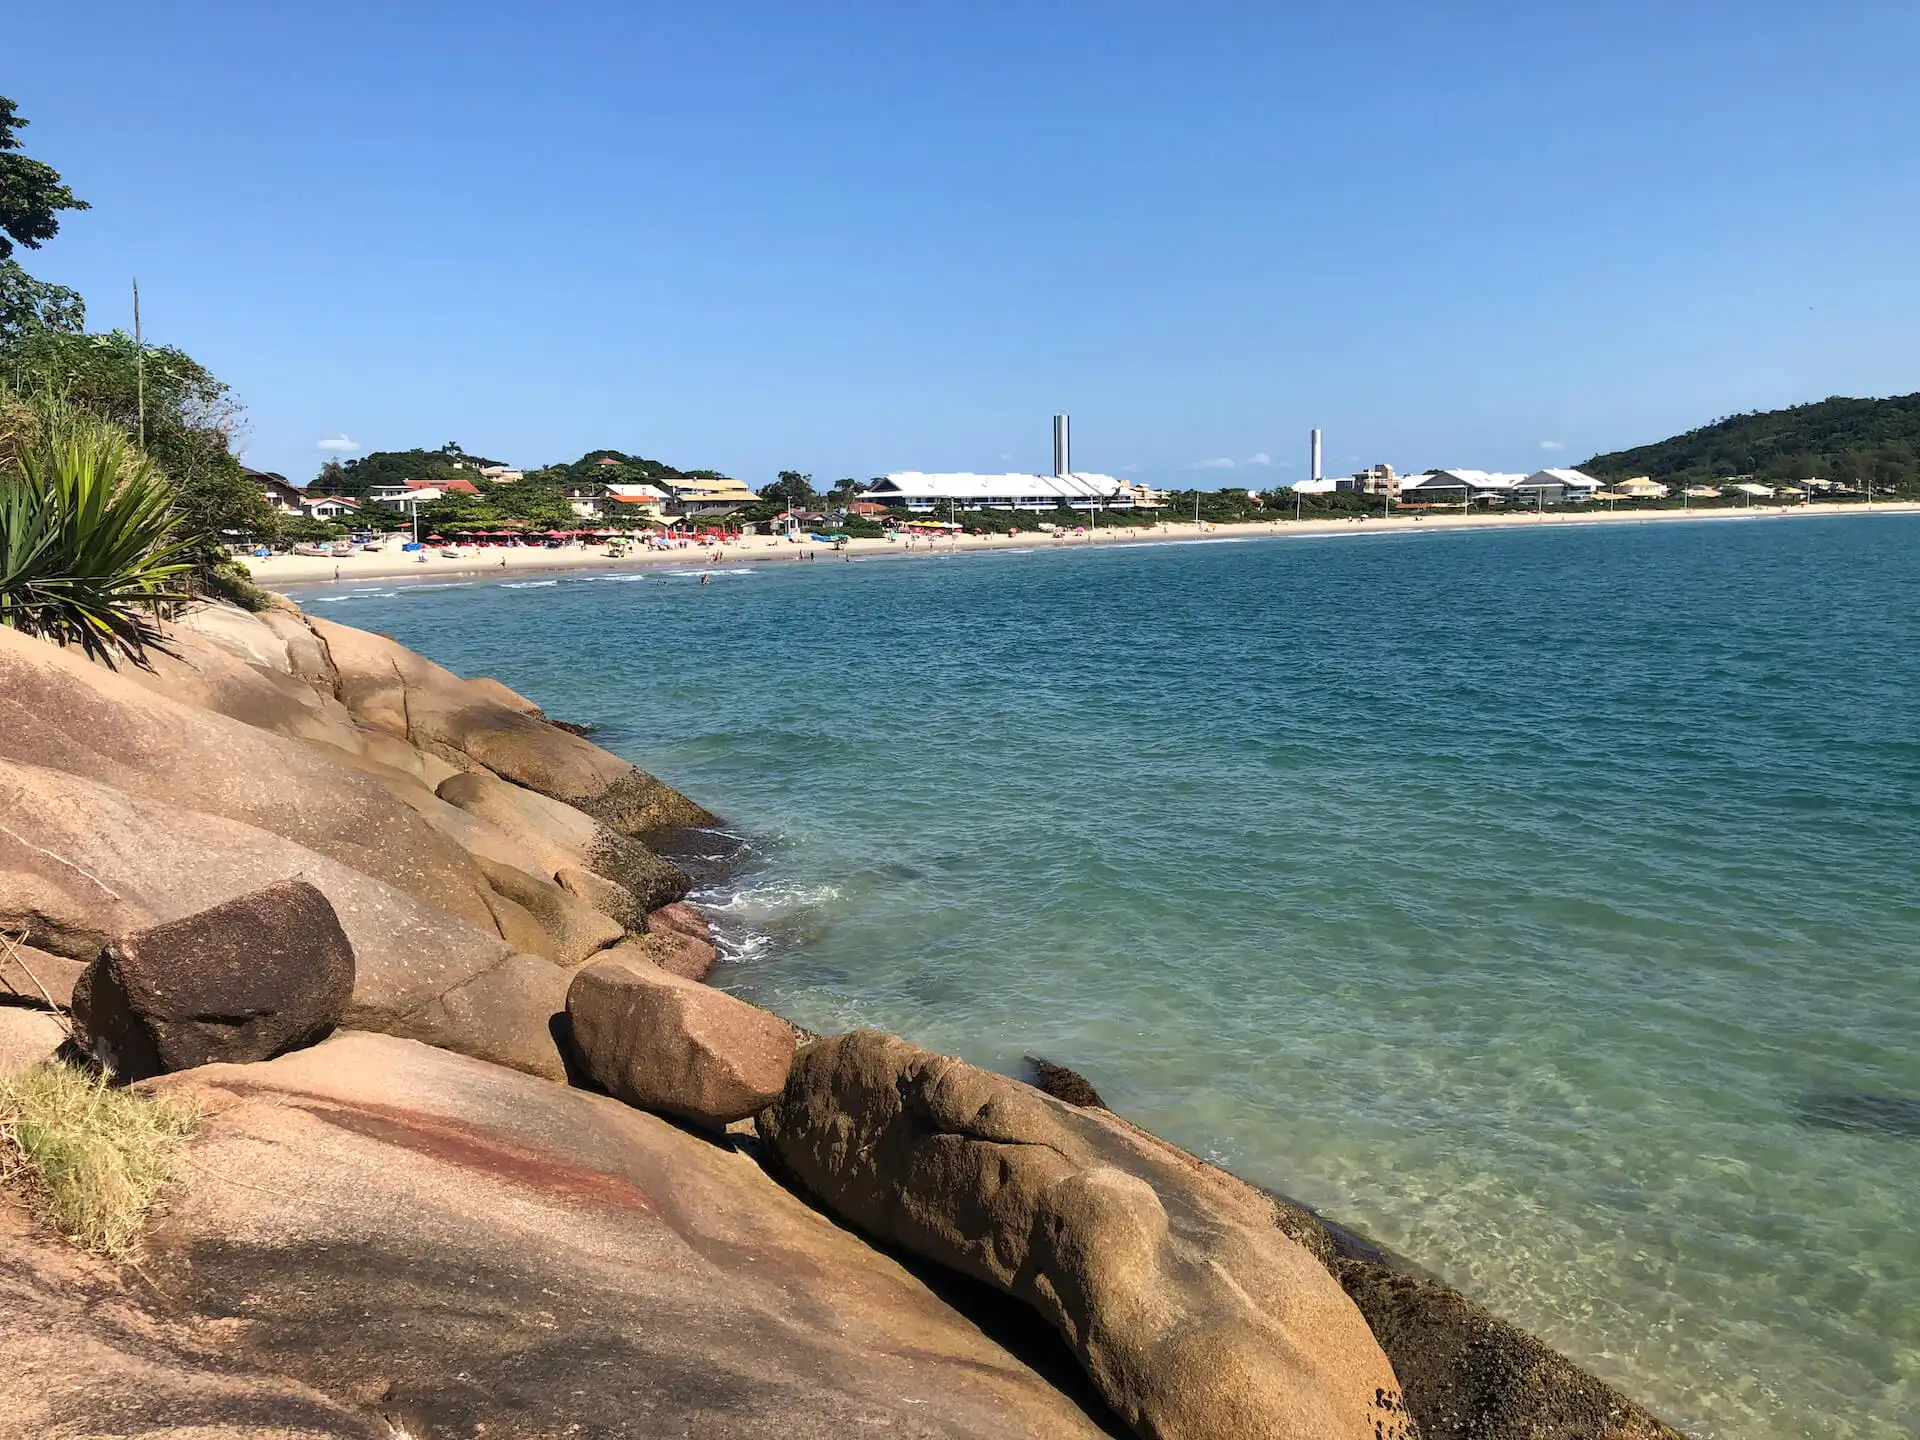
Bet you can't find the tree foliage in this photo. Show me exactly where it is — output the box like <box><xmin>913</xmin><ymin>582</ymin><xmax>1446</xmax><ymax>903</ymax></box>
<box><xmin>1584</xmin><ymin>393</ymin><xmax>1920</xmax><ymax>488</ymax></box>
<box><xmin>317</xmin><ymin>442</ymin><xmax>498</xmax><ymax>499</ymax></box>
<box><xmin>0</xmin><ymin>96</ymin><xmax>89</xmax><ymax>345</ymax></box>
<box><xmin>0</xmin><ymin>96</ymin><xmax>88</xmax><ymax>260</ymax></box>
<box><xmin>0</xmin><ymin>259</ymin><xmax>84</xmax><ymax>342</ymax></box>
<box><xmin>760</xmin><ymin>470</ymin><xmax>816</xmax><ymax>510</ymax></box>
<box><xmin>0</xmin><ymin>329</ymin><xmax>274</xmax><ymax>541</ymax></box>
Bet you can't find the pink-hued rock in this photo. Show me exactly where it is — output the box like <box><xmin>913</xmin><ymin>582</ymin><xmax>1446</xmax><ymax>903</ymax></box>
<box><xmin>309</xmin><ymin>616</ymin><xmax>714</xmax><ymax>839</ymax></box>
<box><xmin>0</xmin><ymin>758</ymin><xmax>571</xmax><ymax>1082</ymax></box>
<box><xmin>126</xmin><ymin>1031</ymin><xmax>1113</xmax><ymax>1438</ymax></box>
<box><xmin>648</xmin><ymin>900</ymin><xmax>712</xmax><ymax>942</ymax></box>
<box><xmin>567</xmin><ymin>955</ymin><xmax>793</xmax><ymax>1125</ymax></box>
<box><xmin>0</xmin><ymin>620</ymin><xmax>500</xmax><ymax>933</ymax></box>
<box><xmin>623</xmin><ymin>927</ymin><xmax>719</xmax><ymax>981</ymax></box>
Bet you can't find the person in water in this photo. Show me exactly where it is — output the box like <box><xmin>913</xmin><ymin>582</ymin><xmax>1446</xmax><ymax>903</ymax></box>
<box><xmin>699</xmin><ymin>573</ymin><xmax>711</xmax><ymax>585</ymax></box>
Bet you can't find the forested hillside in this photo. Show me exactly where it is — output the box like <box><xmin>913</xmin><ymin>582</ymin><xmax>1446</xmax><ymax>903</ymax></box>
<box><xmin>1584</xmin><ymin>393</ymin><xmax>1920</xmax><ymax>487</ymax></box>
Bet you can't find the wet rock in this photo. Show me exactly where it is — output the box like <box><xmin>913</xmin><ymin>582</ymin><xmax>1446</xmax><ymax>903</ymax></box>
<box><xmin>619</xmin><ymin>928</ymin><xmax>718</xmax><ymax>981</ymax></box>
<box><xmin>568</xmin><ymin>955</ymin><xmax>794</xmax><ymax>1125</ymax></box>
<box><xmin>760</xmin><ymin>1029</ymin><xmax>1410</xmax><ymax>1440</ymax></box>
<box><xmin>71</xmin><ymin>880</ymin><xmax>353</xmax><ymax>1082</ymax></box>
<box><xmin>437</xmin><ymin>768</ymin><xmax>690</xmax><ymax>911</ymax></box>
<box><xmin>648</xmin><ymin>900</ymin><xmax>712</xmax><ymax>941</ymax></box>
<box><xmin>1336</xmin><ymin>1259</ymin><xmax>1689</xmax><ymax>1440</ymax></box>
<box><xmin>1025</xmin><ymin>1054</ymin><xmax>1108</xmax><ymax>1109</ymax></box>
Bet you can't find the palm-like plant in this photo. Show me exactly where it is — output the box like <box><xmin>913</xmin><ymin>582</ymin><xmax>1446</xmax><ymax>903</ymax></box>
<box><xmin>0</xmin><ymin>405</ymin><xmax>199</xmax><ymax>664</ymax></box>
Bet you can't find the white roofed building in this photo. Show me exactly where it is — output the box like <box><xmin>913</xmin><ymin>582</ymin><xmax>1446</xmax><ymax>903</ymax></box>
<box><xmin>1519</xmin><ymin>468</ymin><xmax>1601</xmax><ymax>503</ymax></box>
<box><xmin>861</xmin><ymin>472</ymin><xmax>1141</xmax><ymax>513</ymax></box>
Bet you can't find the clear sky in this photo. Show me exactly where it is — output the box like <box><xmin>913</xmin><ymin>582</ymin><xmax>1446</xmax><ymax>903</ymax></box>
<box><xmin>10</xmin><ymin>2</ymin><xmax>1918</xmax><ymax>487</ymax></box>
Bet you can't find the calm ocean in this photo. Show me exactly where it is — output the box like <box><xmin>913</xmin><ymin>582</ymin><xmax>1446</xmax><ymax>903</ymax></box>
<box><xmin>294</xmin><ymin>512</ymin><xmax>1919</xmax><ymax>1438</ymax></box>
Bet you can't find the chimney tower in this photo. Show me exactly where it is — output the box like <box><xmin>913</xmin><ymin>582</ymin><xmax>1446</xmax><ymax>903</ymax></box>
<box><xmin>1310</xmin><ymin>428</ymin><xmax>1322</xmax><ymax>482</ymax></box>
<box><xmin>1052</xmin><ymin>414</ymin><xmax>1072</xmax><ymax>477</ymax></box>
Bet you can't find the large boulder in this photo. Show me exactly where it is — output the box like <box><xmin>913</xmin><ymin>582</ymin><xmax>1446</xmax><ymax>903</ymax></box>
<box><xmin>70</xmin><ymin>880</ymin><xmax>353</xmax><ymax>1082</ymax></box>
<box><xmin>0</xmin><ymin>621</ymin><xmax>500</xmax><ymax>933</ymax></box>
<box><xmin>759</xmin><ymin>1030</ymin><xmax>1412</xmax><ymax>1440</ymax></box>
<box><xmin>133</xmin><ymin>1031</ymin><xmax>1119</xmax><ymax>1439</ymax></box>
<box><xmin>567</xmin><ymin>954</ymin><xmax>794</xmax><ymax>1125</ymax></box>
<box><xmin>0</xmin><ymin>759</ymin><xmax>571</xmax><ymax>1081</ymax></box>
<box><xmin>437</xmin><ymin>768</ymin><xmax>690</xmax><ymax>911</ymax></box>
<box><xmin>309</xmin><ymin>616</ymin><xmax>714</xmax><ymax>839</ymax></box>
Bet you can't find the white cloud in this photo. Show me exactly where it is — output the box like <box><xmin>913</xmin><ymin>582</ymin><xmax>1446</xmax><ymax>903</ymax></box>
<box><xmin>1182</xmin><ymin>457</ymin><xmax>1239</xmax><ymax>471</ymax></box>
<box><xmin>316</xmin><ymin>434</ymin><xmax>359</xmax><ymax>453</ymax></box>
<box><xmin>1246</xmin><ymin>452</ymin><xmax>1272</xmax><ymax>467</ymax></box>
<box><xmin>1539</xmin><ymin>440</ymin><xmax>1565</xmax><ymax>451</ymax></box>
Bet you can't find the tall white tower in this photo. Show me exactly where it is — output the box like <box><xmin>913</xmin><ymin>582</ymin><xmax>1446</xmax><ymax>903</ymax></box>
<box><xmin>1310</xmin><ymin>428</ymin><xmax>1322</xmax><ymax>482</ymax></box>
<box><xmin>1053</xmin><ymin>414</ymin><xmax>1071</xmax><ymax>477</ymax></box>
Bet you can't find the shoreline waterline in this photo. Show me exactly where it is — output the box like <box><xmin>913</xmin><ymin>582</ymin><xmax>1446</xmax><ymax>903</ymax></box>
<box><xmin>253</xmin><ymin>497</ymin><xmax>1920</xmax><ymax>589</ymax></box>
<box><xmin>299</xmin><ymin>515</ymin><xmax>1920</xmax><ymax>1439</ymax></box>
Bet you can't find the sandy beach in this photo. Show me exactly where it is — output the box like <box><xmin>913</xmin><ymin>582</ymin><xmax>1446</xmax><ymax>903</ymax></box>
<box><xmin>248</xmin><ymin>499</ymin><xmax>1920</xmax><ymax>589</ymax></box>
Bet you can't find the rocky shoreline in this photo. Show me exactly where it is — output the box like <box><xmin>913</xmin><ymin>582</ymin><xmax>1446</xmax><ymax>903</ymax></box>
<box><xmin>0</xmin><ymin>596</ymin><xmax>1688</xmax><ymax>1439</ymax></box>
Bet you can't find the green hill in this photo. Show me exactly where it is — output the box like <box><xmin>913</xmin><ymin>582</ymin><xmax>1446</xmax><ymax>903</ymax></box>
<box><xmin>1583</xmin><ymin>393</ymin><xmax>1920</xmax><ymax>488</ymax></box>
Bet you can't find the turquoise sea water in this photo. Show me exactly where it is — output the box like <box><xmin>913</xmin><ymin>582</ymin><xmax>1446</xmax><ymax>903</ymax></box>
<box><xmin>295</xmin><ymin>514</ymin><xmax>1919</xmax><ymax>1438</ymax></box>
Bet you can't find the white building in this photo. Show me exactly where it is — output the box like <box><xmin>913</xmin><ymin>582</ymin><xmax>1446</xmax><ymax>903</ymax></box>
<box><xmin>1521</xmin><ymin>468</ymin><xmax>1602</xmax><ymax>503</ymax></box>
<box><xmin>300</xmin><ymin>495</ymin><xmax>360</xmax><ymax>519</ymax></box>
<box><xmin>478</xmin><ymin>465</ymin><xmax>523</xmax><ymax>483</ymax></box>
<box><xmin>606</xmin><ymin>482</ymin><xmax>671</xmax><ymax>518</ymax></box>
<box><xmin>369</xmin><ymin>484</ymin><xmax>448</xmax><ymax>514</ymax></box>
<box><xmin>860</xmin><ymin>472</ymin><xmax>1143</xmax><ymax>513</ymax></box>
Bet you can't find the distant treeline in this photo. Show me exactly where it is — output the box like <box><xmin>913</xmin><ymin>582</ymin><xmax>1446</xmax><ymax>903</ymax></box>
<box><xmin>1584</xmin><ymin>393</ymin><xmax>1920</xmax><ymax>487</ymax></box>
<box><xmin>310</xmin><ymin>445</ymin><xmax>727</xmax><ymax>500</ymax></box>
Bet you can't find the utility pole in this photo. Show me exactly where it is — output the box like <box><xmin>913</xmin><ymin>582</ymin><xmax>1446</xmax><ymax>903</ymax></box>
<box><xmin>132</xmin><ymin>278</ymin><xmax>145</xmax><ymax>449</ymax></box>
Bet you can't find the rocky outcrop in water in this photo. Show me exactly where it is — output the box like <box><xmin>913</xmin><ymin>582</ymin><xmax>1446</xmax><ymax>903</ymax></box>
<box><xmin>0</xmin><ymin>599</ymin><xmax>1693</xmax><ymax>1439</ymax></box>
<box><xmin>759</xmin><ymin>1029</ymin><xmax>1413</xmax><ymax>1440</ymax></box>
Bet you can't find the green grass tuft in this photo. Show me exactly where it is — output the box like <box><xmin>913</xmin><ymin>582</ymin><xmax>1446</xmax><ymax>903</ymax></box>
<box><xmin>0</xmin><ymin>1062</ymin><xmax>198</xmax><ymax>1261</ymax></box>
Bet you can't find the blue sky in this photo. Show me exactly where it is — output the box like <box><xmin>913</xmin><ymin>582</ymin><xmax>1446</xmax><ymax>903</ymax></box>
<box><xmin>10</xmin><ymin>2</ymin><xmax>1918</xmax><ymax>486</ymax></box>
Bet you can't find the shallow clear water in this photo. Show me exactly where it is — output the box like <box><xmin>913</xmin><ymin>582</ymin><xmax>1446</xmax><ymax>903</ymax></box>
<box><xmin>296</xmin><ymin>514</ymin><xmax>1920</xmax><ymax>1437</ymax></box>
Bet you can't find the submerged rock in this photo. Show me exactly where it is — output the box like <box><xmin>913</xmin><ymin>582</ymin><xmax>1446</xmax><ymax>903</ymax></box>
<box><xmin>72</xmin><ymin>880</ymin><xmax>353</xmax><ymax>1082</ymax></box>
<box><xmin>568</xmin><ymin>954</ymin><xmax>793</xmax><ymax>1125</ymax></box>
<box><xmin>759</xmin><ymin>1029</ymin><xmax>1411</xmax><ymax>1440</ymax></box>
<box><xmin>1337</xmin><ymin>1259</ymin><xmax>1688</xmax><ymax>1440</ymax></box>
